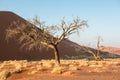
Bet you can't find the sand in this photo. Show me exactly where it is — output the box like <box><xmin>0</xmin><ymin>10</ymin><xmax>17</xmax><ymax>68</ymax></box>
<box><xmin>0</xmin><ymin>59</ymin><xmax>119</xmax><ymax>80</ymax></box>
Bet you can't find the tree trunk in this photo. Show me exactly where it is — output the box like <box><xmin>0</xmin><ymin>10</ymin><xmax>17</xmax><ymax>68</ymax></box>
<box><xmin>53</xmin><ymin>45</ymin><xmax>60</xmax><ymax>65</ymax></box>
<box><xmin>96</xmin><ymin>48</ymin><xmax>102</xmax><ymax>61</ymax></box>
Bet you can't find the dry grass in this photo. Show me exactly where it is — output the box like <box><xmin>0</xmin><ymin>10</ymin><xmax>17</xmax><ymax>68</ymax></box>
<box><xmin>0</xmin><ymin>59</ymin><xmax>120</xmax><ymax>80</ymax></box>
<box><xmin>0</xmin><ymin>70</ymin><xmax>10</xmax><ymax>80</ymax></box>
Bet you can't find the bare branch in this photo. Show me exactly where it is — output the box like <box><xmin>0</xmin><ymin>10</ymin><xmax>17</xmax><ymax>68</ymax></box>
<box><xmin>81</xmin><ymin>36</ymin><xmax>103</xmax><ymax>61</ymax></box>
<box><xmin>82</xmin><ymin>46</ymin><xmax>97</xmax><ymax>59</ymax></box>
<box><xmin>55</xmin><ymin>18</ymin><xmax>87</xmax><ymax>45</ymax></box>
<box><xmin>5</xmin><ymin>16</ymin><xmax>87</xmax><ymax>64</ymax></box>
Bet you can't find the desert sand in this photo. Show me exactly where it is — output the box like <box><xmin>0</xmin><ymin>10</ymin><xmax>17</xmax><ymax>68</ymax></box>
<box><xmin>0</xmin><ymin>59</ymin><xmax>120</xmax><ymax>80</ymax></box>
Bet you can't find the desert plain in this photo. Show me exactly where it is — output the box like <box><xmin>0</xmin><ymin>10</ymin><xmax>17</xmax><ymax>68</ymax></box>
<box><xmin>0</xmin><ymin>59</ymin><xmax>120</xmax><ymax>80</ymax></box>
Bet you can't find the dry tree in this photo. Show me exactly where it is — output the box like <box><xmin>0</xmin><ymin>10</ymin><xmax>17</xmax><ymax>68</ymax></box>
<box><xmin>6</xmin><ymin>17</ymin><xmax>87</xmax><ymax>65</ymax></box>
<box><xmin>82</xmin><ymin>36</ymin><xmax>103</xmax><ymax>61</ymax></box>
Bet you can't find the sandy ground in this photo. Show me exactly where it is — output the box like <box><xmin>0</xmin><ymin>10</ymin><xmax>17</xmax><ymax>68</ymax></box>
<box><xmin>0</xmin><ymin>59</ymin><xmax>120</xmax><ymax>80</ymax></box>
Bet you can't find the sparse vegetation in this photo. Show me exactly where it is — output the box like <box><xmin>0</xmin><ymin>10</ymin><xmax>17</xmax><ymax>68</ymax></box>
<box><xmin>0</xmin><ymin>59</ymin><xmax>120</xmax><ymax>80</ymax></box>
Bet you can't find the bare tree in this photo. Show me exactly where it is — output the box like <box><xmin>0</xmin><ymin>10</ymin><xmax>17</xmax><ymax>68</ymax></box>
<box><xmin>82</xmin><ymin>36</ymin><xmax>103</xmax><ymax>61</ymax></box>
<box><xmin>6</xmin><ymin>17</ymin><xmax>87</xmax><ymax>65</ymax></box>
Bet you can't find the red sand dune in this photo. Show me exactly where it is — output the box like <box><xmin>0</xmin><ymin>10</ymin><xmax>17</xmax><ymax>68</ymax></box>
<box><xmin>0</xmin><ymin>11</ymin><xmax>85</xmax><ymax>61</ymax></box>
<box><xmin>100</xmin><ymin>46</ymin><xmax>120</xmax><ymax>55</ymax></box>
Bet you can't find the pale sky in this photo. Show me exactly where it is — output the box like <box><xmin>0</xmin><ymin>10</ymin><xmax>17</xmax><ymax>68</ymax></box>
<box><xmin>0</xmin><ymin>0</ymin><xmax>120</xmax><ymax>48</ymax></box>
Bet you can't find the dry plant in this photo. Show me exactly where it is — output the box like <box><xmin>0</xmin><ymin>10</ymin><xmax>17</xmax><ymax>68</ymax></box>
<box><xmin>0</xmin><ymin>70</ymin><xmax>10</xmax><ymax>80</ymax></box>
<box><xmin>51</xmin><ymin>67</ymin><xmax>63</xmax><ymax>74</ymax></box>
<box><xmin>6</xmin><ymin>16</ymin><xmax>87</xmax><ymax>65</ymax></box>
<box><xmin>82</xmin><ymin>36</ymin><xmax>103</xmax><ymax>61</ymax></box>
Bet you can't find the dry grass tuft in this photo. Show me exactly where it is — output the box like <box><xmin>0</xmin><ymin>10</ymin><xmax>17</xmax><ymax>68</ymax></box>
<box><xmin>41</xmin><ymin>60</ymin><xmax>55</xmax><ymax>68</ymax></box>
<box><xmin>51</xmin><ymin>66</ymin><xmax>63</xmax><ymax>74</ymax></box>
<box><xmin>0</xmin><ymin>70</ymin><xmax>11</xmax><ymax>80</ymax></box>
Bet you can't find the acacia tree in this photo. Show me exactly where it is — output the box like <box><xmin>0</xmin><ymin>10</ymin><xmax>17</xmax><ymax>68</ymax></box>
<box><xmin>6</xmin><ymin>17</ymin><xmax>87</xmax><ymax>65</ymax></box>
<box><xmin>82</xmin><ymin>36</ymin><xmax>103</xmax><ymax>60</ymax></box>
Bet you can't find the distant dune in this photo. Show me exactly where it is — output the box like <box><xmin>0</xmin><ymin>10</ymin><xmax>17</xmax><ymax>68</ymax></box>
<box><xmin>0</xmin><ymin>11</ymin><xmax>120</xmax><ymax>61</ymax></box>
<box><xmin>100</xmin><ymin>46</ymin><xmax>120</xmax><ymax>55</ymax></box>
